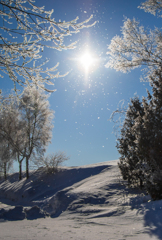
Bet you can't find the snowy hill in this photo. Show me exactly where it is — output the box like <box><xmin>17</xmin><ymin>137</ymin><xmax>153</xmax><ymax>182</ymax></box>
<box><xmin>0</xmin><ymin>160</ymin><xmax>162</xmax><ymax>240</ymax></box>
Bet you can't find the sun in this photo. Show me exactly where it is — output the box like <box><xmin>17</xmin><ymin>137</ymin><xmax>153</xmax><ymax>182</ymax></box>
<box><xmin>79</xmin><ymin>52</ymin><xmax>94</xmax><ymax>70</ymax></box>
<box><xmin>75</xmin><ymin>50</ymin><xmax>100</xmax><ymax>80</ymax></box>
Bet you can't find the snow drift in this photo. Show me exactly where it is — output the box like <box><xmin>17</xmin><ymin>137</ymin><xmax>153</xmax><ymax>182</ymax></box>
<box><xmin>0</xmin><ymin>160</ymin><xmax>162</xmax><ymax>240</ymax></box>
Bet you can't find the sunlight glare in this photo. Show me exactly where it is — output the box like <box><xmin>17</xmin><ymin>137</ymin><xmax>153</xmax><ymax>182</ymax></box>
<box><xmin>79</xmin><ymin>52</ymin><xmax>94</xmax><ymax>70</ymax></box>
<box><xmin>76</xmin><ymin>49</ymin><xmax>100</xmax><ymax>82</ymax></box>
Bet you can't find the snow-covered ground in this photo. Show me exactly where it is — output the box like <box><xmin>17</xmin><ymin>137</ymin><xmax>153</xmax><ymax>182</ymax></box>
<box><xmin>0</xmin><ymin>160</ymin><xmax>162</xmax><ymax>240</ymax></box>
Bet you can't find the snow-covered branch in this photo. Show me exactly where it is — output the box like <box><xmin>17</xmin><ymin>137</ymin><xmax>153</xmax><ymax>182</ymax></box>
<box><xmin>139</xmin><ymin>0</ymin><xmax>162</xmax><ymax>17</ymax></box>
<box><xmin>106</xmin><ymin>18</ymin><xmax>162</xmax><ymax>81</ymax></box>
<box><xmin>0</xmin><ymin>0</ymin><xmax>96</xmax><ymax>91</ymax></box>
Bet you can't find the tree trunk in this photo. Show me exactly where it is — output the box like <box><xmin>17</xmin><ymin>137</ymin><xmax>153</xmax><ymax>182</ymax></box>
<box><xmin>19</xmin><ymin>161</ymin><xmax>22</xmax><ymax>180</ymax></box>
<box><xmin>4</xmin><ymin>162</ymin><xmax>7</xmax><ymax>180</ymax></box>
<box><xmin>140</xmin><ymin>178</ymin><xmax>143</xmax><ymax>189</ymax></box>
<box><xmin>26</xmin><ymin>156</ymin><xmax>29</xmax><ymax>179</ymax></box>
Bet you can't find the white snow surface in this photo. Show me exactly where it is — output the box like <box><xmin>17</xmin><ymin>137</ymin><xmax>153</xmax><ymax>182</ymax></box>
<box><xmin>0</xmin><ymin>160</ymin><xmax>162</xmax><ymax>239</ymax></box>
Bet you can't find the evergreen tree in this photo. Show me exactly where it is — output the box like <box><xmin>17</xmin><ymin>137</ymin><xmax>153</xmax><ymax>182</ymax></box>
<box><xmin>134</xmin><ymin>70</ymin><xmax>162</xmax><ymax>199</ymax></box>
<box><xmin>117</xmin><ymin>97</ymin><xmax>145</xmax><ymax>187</ymax></box>
<box><xmin>118</xmin><ymin>70</ymin><xmax>162</xmax><ymax>199</ymax></box>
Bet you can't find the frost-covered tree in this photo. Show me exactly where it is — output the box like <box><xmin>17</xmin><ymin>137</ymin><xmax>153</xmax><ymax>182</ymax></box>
<box><xmin>118</xmin><ymin>70</ymin><xmax>162</xmax><ymax>199</ymax></box>
<box><xmin>0</xmin><ymin>87</ymin><xmax>54</xmax><ymax>180</ymax></box>
<box><xmin>19</xmin><ymin>86</ymin><xmax>54</xmax><ymax>179</ymax></box>
<box><xmin>117</xmin><ymin>94</ymin><xmax>156</xmax><ymax>190</ymax></box>
<box><xmin>0</xmin><ymin>95</ymin><xmax>25</xmax><ymax>180</ymax></box>
<box><xmin>134</xmin><ymin>70</ymin><xmax>162</xmax><ymax>199</ymax></box>
<box><xmin>107</xmin><ymin>0</ymin><xmax>162</xmax><ymax>199</ymax></box>
<box><xmin>106</xmin><ymin>0</ymin><xmax>162</xmax><ymax>82</ymax></box>
<box><xmin>0</xmin><ymin>95</ymin><xmax>18</xmax><ymax>179</ymax></box>
<box><xmin>0</xmin><ymin>0</ymin><xmax>95</xmax><ymax>91</ymax></box>
<box><xmin>117</xmin><ymin>97</ymin><xmax>145</xmax><ymax>187</ymax></box>
<box><xmin>139</xmin><ymin>0</ymin><xmax>162</xmax><ymax>17</ymax></box>
<box><xmin>0</xmin><ymin>141</ymin><xmax>13</xmax><ymax>180</ymax></box>
<box><xmin>13</xmin><ymin>123</ymin><xmax>27</xmax><ymax>180</ymax></box>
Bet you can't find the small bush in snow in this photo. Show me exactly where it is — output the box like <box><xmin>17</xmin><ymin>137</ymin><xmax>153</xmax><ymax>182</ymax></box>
<box><xmin>38</xmin><ymin>152</ymin><xmax>69</xmax><ymax>174</ymax></box>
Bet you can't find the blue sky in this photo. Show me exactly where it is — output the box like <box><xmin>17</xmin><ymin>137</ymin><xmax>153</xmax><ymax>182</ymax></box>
<box><xmin>2</xmin><ymin>0</ymin><xmax>162</xmax><ymax>167</ymax></box>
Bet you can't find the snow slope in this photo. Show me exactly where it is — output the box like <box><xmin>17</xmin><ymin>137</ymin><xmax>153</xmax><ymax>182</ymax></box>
<box><xmin>0</xmin><ymin>160</ymin><xmax>162</xmax><ymax>239</ymax></box>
